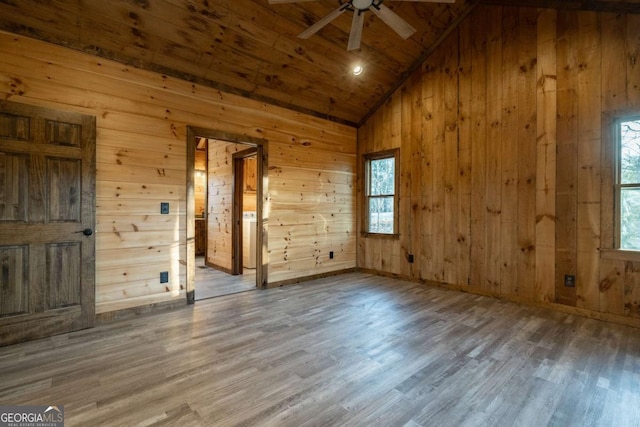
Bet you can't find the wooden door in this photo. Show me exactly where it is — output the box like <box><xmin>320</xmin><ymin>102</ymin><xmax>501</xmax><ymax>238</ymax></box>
<box><xmin>232</xmin><ymin>147</ymin><xmax>258</xmax><ymax>276</ymax></box>
<box><xmin>0</xmin><ymin>101</ymin><xmax>96</xmax><ymax>346</ymax></box>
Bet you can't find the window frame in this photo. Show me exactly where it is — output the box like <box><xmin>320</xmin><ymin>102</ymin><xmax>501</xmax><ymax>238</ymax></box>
<box><xmin>361</xmin><ymin>148</ymin><xmax>400</xmax><ymax>238</ymax></box>
<box><xmin>614</xmin><ymin>114</ymin><xmax>640</xmax><ymax>250</ymax></box>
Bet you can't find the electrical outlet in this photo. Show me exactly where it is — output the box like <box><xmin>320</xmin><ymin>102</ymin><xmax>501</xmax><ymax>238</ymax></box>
<box><xmin>329</xmin><ymin>251</ymin><xmax>334</xmax><ymax>259</ymax></box>
<box><xmin>407</xmin><ymin>254</ymin><xmax>414</xmax><ymax>263</ymax></box>
<box><xmin>564</xmin><ymin>274</ymin><xmax>575</xmax><ymax>287</ymax></box>
<box><xmin>160</xmin><ymin>271</ymin><xmax>169</xmax><ymax>283</ymax></box>
<box><xmin>160</xmin><ymin>202</ymin><xmax>170</xmax><ymax>214</ymax></box>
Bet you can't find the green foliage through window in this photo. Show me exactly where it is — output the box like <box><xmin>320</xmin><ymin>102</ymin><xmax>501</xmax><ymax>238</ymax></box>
<box><xmin>366</xmin><ymin>153</ymin><xmax>397</xmax><ymax>234</ymax></box>
<box><xmin>619</xmin><ymin>117</ymin><xmax>640</xmax><ymax>250</ymax></box>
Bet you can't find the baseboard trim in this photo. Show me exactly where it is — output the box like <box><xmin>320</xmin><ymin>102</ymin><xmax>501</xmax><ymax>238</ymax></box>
<box><xmin>358</xmin><ymin>268</ymin><xmax>640</xmax><ymax>330</ymax></box>
<box><xmin>267</xmin><ymin>268</ymin><xmax>357</xmax><ymax>289</ymax></box>
<box><xmin>96</xmin><ymin>299</ymin><xmax>187</xmax><ymax>324</ymax></box>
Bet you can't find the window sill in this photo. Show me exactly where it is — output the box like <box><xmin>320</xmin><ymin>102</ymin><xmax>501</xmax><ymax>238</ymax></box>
<box><xmin>600</xmin><ymin>248</ymin><xmax>640</xmax><ymax>262</ymax></box>
<box><xmin>361</xmin><ymin>232</ymin><xmax>400</xmax><ymax>240</ymax></box>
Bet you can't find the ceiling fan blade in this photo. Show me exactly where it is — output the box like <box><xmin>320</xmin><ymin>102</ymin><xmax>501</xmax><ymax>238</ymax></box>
<box><xmin>298</xmin><ymin>4</ymin><xmax>348</xmax><ymax>39</ymax></box>
<box><xmin>268</xmin><ymin>0</ymin><xmax>319</xmax><ymax>3</ymax></box>
<box><xmin>370</xmin><ymin>3</ymin><xmax>416</xmax><ymax>40</ymax></box>
<box><xmin>347</xmin><ymin>11</ymin><xmax>365</xmax><ymax>51</ymax></box>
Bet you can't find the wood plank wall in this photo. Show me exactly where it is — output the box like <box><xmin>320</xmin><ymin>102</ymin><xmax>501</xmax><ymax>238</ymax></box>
<box><xmin>358</xmin><ymin>6</ymin><xmax>640</xmax><ymax>324</ymax></box>
<box><xmin>206</xmin><ymin>140</ymin><xmax>242</xmax><ymax>272</ymax></box>
<box><xmin>0</xmin><ymin>31</ymin><xmax>356</xmax><ymax>313</ymax></box>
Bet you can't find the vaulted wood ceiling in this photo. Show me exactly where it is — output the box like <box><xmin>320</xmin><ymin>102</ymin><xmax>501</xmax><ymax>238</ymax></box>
<box><xmin>0</xmin><ymin>0</ymin><xmax>638</xmax><ymax>126</ymax></box>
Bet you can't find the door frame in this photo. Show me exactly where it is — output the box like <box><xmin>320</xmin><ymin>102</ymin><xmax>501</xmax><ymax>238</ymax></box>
<box><xmin>186</xmin><ymin>127</ymin><xmax>268</xmax><ymax>303</ymax></box>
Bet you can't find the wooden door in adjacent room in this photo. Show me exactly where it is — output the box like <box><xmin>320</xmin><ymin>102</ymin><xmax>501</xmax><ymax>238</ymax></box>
<box><xmin>0</xmin><ymin>101</ymin><xmax>96</xmax><ymax>346</ymax></box>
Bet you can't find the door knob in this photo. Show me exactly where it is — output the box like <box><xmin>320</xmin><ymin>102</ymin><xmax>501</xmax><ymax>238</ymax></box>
<box><xmin>80</xmin><ymin>228</ymin><xmax>93</xmax><ymax>236</ymax></box>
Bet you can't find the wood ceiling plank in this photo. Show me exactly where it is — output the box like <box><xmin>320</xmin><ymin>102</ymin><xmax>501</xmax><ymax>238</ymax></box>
<box><xmin>0</xmin><ymin>0</ymin><xmax>80</xmax><ymax>42</ymax></box>
<box><xmin>478</xmin><ymin>0</ymin><xmax>640</xmax><ymax>13</ymax></box>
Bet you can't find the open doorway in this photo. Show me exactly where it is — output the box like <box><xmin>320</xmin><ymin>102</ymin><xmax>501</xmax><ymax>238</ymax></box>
<box><xmin>186</xmin><ymin>127</ymin><xmax>268</xmax><ymax>303</ymax></box>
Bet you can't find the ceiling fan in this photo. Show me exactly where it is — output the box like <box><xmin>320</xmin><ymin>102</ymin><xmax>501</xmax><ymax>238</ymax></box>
<box><xmin>268</xmin><ymin>0</ymin><xmax>455</xmax><ymax>51</ymax></box>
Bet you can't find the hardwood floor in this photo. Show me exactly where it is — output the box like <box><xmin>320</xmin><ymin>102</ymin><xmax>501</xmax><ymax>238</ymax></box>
<box><xmin>195</xmin><ymin>257</ymin><xmax>256</xmax><ymax>300</ymax></box>
<box><xmin>1</xmin><ymin>273</ymin><xmax>639</xmax><ymax>426</ymax></box>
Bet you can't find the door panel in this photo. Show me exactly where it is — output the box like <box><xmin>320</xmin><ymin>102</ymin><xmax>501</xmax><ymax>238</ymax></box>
<box><xmin>0</xmin><ymin>153</ymin><xmax>29</xmax><ymax>221</ymax></box>
<box><xmin>48</xmin><ymin>158</ymin><xmax>81</xmax><ymax>222</ymax></box>
<box><xmin>0</xmin><ymin>245</ymin><xmax>28</xmax><ymax>316</ymax></box>
<box><xmin>0</xmin><ymin>100</ymin><xmax>95</xmax><ymax>346</ymax></box>
<box><xmin>47</xmin><ymin>242</ymin><xmax>81</xmax><ymax>309</ymax></box>
<box><xmin>0</xmin><ymin>112</ymin><xmax>30</xmax><ymax>140</ymax></box>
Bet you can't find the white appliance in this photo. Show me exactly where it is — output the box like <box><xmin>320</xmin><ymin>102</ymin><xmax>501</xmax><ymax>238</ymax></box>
<box><xmin>242</xmin><ymin>212</ymin><xmax>257</xmax><ymax>269</ymax></box>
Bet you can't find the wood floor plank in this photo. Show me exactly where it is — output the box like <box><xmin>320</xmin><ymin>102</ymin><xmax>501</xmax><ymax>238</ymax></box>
<box><xmin>195</xmin><ymin>256</ymin><xmax>256</xmax><ymax>300</ymax></box>
<box><xmin>0</xmin><ymin>272</ymin><xmax>639</xmax><ymax>426</ymax></box>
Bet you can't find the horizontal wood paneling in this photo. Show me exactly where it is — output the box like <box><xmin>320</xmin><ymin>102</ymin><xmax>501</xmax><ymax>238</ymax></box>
<box><xmin>358</xmin><ymin>6</ymin><xmax>640</xmax><ymax>323</ymax></box>
<box><xmin>0</xmin><ymin>30</ymin><xmax>356</xmax><ymax>313</ymax></box>
<box><xmin>206</xmin><ymin>140</ymin><xmax>240</xmax><ymax>272</ymax></box>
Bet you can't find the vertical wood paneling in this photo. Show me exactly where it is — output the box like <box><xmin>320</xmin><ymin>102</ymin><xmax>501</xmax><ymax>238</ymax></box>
<box><xmin>599</xmin><ymin>13</ymin><xmax>629</xmax><ymax>315</ymax></box>
<box><xmin>535</xmin><ymin>8</ymin><xmax>557</xmax><ymax>304</ymax></box>
<box><xmin>500</xmin><ymin>7</ymin><xmax>519</xmax><ymax>296</ymax></box>
<box><xmin>555</xmin><ymin>11</ymin><xmax>579</xmax><ymax>306</ymax></box>
<box><xmin>400</xmin><ymin>82</ymin><xmax>412</xmax><ymax>278</ymax></box>
<box><xmin>408</xmin><ymin>74</ymin><xmax>423</xmax><ymax>279</ymax></box>
<box><xmin>443</xmin><ymin>31</ymin><xmax>459</xmax><ymax>286</ymax></box>
<box><xmin>469</xmin><ymin>7</ymin><xmax>488</xmax><ymax>291</ymax></box>
<box><xmin>602</xmin><ymin>14</ymin><xmax>628</xmax><ymax>113</ymax></box>
<box><xmin>516</xmin><ymin>8</ymin><xmax>538</xmax><ymax>300</ymax></box>
<box><xmin>628</xmin><ymin>15</ymin><xmax>640</xmax><ymax>106</ymax></box>
<box><xmin>420</xmin><ymin>61</ymin><xmax>435</xmax><ymax>280</ymax></box>
<box><xmin>432</xmin><ymin>47</ymin><xmax>446</xmax><ymax>283</ymax></box>
<box><xmin>457</xmin><ymin>18</ymin><xmax>472</xmax><ymax>288</ymax></box>
<box><xmin>599</xmin><ymin>258</ymin><xmax>625</xmax><ymax>316</ymax></box>
<box><xmin>358</xmin><ymin>5</ymin><xmax>640</xmax><ymax>325</ymax></box>
<box><xmin>485</xmin><ymin>6</ymin><xmax>503</xmax><ymax>293</ymax></box>
<box><xmin>624</xmin><ymin>261</ymin><xmax>640</xmax><ymax>317</ymax></box>
<box><xmin>399</xmin><ymin>87</ymin><xmax>412</xmax><ymax>278</ymax></box>
<box><xmin>575</xmin><ymin>12</ymin><xmax>602</xmax><ymax>311</ymax></box>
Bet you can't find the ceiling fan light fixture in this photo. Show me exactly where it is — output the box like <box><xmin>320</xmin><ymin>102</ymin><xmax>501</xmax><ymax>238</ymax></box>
<box><xmin>353</xmin><ymin>65</ymin><xmax>364</xmax><ymax>76</ymax></box>
<box><xmin>351</xmin><ymin>0</ymin><xmax>374</xmax><ymax>10</ymax></box>
<box><xmin>271</xmin><ymin>0</ymin><xmax>455</xmax><ymax>51</ymax></box>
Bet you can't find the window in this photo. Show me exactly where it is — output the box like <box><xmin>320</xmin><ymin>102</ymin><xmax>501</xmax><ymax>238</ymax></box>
<box><xmin>616</xmin><ymin>116</ymin><xmax>640</xmax><ymax>250</ymax></box>
<box><xmin>363</xmin><ymin>149</ymin><xmax>399</xmax><ymax>235</ymax></box>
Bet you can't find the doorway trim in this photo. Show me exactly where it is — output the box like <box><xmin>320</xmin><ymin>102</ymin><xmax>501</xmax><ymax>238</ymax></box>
<box><xmin>186</xmin><ymin>127</ymin><xmax>268</xmax><ymax>304</ymax></box>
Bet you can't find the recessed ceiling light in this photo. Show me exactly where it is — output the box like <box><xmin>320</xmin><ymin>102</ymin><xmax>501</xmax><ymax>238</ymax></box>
<box><xmin>353</xmin><ymin>65</ymin><xmax>363</xmax><ymax>76</ymax></box>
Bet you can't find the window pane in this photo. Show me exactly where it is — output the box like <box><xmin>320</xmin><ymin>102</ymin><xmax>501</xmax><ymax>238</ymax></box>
<box><xmin>620</xmin><ymin>187</ymin><xmax>640</xmax><ymax>250</ymax></box>
<box><xmin>620</xmin><ymin>118</ymin><xmax>640</xmax><ymax>184</ymax></box>
<box><xmin>369</xmin><ymin>196</ymin><xmax>394</xmax><ymax>234</ymax></box>
<box><xmin>370</xmin><ymin>157</ymin><xmax>395</xmax><ymax>196</ymax></box>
